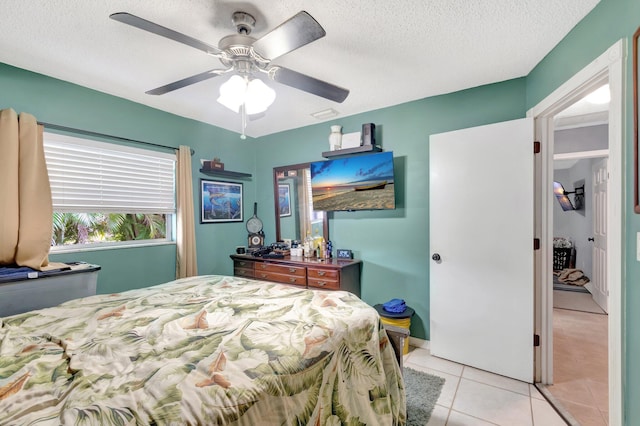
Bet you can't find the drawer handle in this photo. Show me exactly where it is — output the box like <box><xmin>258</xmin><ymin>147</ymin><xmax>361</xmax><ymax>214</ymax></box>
<box><xmin>260</xmin><ymin>264</ymin><xmax>267</xmax><ymax>269</ymax></box>
<box><xmin>317</xmin><ymin>281</ymin><xmax>327</xmax><ymax>286</ymax></box>
<box><xmin>260</xmin><ymin>273</ymin><xmax>267</xmax><ymax>278</ymax></box>
<box><xmin>288</xmin><ymin>267</ymin><xmax>297</xmax><ymax>273</ymax></box>
<box><xmin>317</xmin><ymin>271</ymin><xmax>326</xmax><ymax>276</ymax></box>
<box><xmin>239</xmin><ymin>261</ymin><xmax>246</xmax><ymax>266</ymax></box>
<box><xmin>289</xmin><ymin>277</ymin><xmax>297</xmax><ymax>283</ymax></box>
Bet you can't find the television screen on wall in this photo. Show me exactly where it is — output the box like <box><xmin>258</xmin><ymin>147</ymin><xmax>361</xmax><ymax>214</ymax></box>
<box><xmin>310</xmin><ymin>151</ymin><xmax>396</xmax><ymax>211</ymax></box>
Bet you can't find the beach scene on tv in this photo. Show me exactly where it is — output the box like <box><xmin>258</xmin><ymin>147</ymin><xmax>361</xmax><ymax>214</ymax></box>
<box><xmin>311</xmin><ymin>151</ymin><xmax>396</xmax><ymax>211</ymax></box>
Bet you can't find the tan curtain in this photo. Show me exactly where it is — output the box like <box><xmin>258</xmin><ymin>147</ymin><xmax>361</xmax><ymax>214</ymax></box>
<box><xmin>176</xmin><ymin>145</ymin><xmax>198</xmax><ymax>278</ymax></box>
<box><xmin>0</xmin><ymin>109</ymin><xmax>52</xmax><ymax>269</ymax></box>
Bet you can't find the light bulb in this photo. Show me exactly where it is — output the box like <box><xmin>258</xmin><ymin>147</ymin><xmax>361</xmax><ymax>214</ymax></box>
<box><xmin>217</xmin><ymin>75</ymin><xmax>248</xmax><ymax>113</ymax></box>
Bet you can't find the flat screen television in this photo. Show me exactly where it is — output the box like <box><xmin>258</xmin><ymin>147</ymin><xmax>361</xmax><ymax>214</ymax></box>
<box><xmin>310</xmin><ymin>151</ymin><xmax>396</xmax><ymax>211</ymax></box>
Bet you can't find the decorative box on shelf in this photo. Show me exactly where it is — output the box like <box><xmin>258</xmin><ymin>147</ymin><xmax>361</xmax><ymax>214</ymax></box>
<box><xmin>202</xmin><ymin>160</ymin><xmax>224</xmax><ymax>170</ymax></box>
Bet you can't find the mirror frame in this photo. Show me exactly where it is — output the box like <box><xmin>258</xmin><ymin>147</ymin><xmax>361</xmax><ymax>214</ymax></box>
<box><xmin>273</xmin><ymin>162</ymin><xmax>329</xmax><ymax>242</ymax></box>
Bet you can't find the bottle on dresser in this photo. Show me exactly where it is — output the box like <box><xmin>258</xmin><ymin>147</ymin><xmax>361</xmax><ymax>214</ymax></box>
<box><xmin>304</xmin><ymin>231</ymin><xmax>314</xmax><ymax>258</ymax></box>
<box><xmin>313</xmin><ymin>230</ymin><xmax>327</xmax><ymax>259</ymax></box>
<box><xmin>312</xmin><ymin>230</ymin><xmax>325</xmax><ymax>258</ymax></box>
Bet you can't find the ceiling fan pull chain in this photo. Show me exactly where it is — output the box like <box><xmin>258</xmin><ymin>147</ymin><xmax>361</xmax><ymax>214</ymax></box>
<box><xmin>240</xmin><ymin>104</ymin><xmax>247</xmax><ymax>140</ymax></box>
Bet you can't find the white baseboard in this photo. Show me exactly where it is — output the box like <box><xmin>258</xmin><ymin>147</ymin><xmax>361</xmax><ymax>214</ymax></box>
<box><xmin>409</xmin><ymin>336</ymin><xmax>429</xmax><ymax>350</ymax></box>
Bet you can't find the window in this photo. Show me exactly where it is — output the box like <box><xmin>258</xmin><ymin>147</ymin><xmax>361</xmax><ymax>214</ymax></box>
<box><xmin>44</xmin><ymin>132</ymin><xmax>176</xmax><ymax>250</ymax></box>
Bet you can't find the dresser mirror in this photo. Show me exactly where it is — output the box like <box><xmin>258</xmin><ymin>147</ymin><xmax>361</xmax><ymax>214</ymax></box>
<box><xmin>273</xmin><ymin>162</ymin><xmax>328</xmax><ymax>243</ymax></box>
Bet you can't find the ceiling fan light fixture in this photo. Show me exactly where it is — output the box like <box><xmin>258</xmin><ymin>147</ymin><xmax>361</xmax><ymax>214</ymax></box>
<box><xmin>245</xmin><ymin>78</ymin><xmax>276</xmax><ymax>114</ymax></box>
<box><xmin>217</xmin><ymin>75</ymin><xmax>247</xmax><ymax>113</ymax></box>
<box><xmin>217</xmin><ymin>75</ymin><xmax>276</xmax><ymax>115</ymax></box>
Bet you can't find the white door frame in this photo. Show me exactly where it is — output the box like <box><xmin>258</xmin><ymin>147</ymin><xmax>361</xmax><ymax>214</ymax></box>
<box><xmin>528</xmin><ymin>39</ymin><xmax>624</xmax><ymax>426</ymax></box>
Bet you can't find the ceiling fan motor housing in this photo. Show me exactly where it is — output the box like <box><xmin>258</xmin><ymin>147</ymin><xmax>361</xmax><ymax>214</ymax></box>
<box><xmin>217</xmin><ymin>33</ymin><xmax>265</xmax><ymax>72</ymax></box>
<box><xmin>232</xmin><ymin>11</ymin><xmax>256</xmax><ymax>35</ymax></box>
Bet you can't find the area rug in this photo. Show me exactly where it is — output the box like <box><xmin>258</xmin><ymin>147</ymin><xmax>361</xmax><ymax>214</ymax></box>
<box><xmin>553</xmin><ymin>290</ymin><xmax>605</xmax><ymax>314</ymax></box>
<box><xmin>404</xmin><ymin>367</ymin><xmax>446</xmax><ymax>425</ymax></box>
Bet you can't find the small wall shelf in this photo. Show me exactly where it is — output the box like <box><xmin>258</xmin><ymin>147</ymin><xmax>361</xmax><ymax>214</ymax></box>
<box><xmin>322</xmin><ymin>144</ymin><xmax>382</xmax><ymax>158</ymax></box>
<box><xmin>199</xmin><ymin>168</ymin><xmax>252</xmax><ymax>179</ymax></box>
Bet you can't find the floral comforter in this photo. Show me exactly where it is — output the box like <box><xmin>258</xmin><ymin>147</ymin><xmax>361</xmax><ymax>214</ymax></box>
<box><xmin>0</xmin><ymin>275</ymin><xmax>405</xmax><ymax>425</ymax></box>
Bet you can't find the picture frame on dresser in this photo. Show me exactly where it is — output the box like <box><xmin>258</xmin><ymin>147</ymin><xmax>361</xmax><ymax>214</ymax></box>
<box><xmin>200</xmin><ymin>179</ymin><xmax>243</xmax><ymax>223</ymax></box>
<box><xmin>278</xmin><ymin>184</ymin><xmax>291</xmax><ymax>217</ymax></box>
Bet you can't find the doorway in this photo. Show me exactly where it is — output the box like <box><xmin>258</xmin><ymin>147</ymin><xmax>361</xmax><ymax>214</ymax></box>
<box><xmin>547</xmin><ymin>93</ymin><xmax>610</xmax><ymax>424</ymax></box>
<box><xmin>529</xmin><ymin>40</ymin><xmax>624</xmax><ymax>426</ymax></box>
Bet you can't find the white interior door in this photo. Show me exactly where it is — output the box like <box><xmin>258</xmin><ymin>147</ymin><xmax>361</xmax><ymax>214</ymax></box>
<box><xmin>591</xmin><ymin>158</ymin><xmax>608</xmax><ymax>313</ymax></box>
<box><xmin>429</xmin><ymin>117</ymin><xmax>534</xmax><ymax>383</ymax></box>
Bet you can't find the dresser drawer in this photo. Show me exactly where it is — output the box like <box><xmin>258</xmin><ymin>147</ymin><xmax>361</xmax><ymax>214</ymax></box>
<box><xmin>230</xmin><ymin>254</ymin><xmax>360</xmax><ymax>296</ymax></box>
<box><xmin>254</xmin><ymin>271</ymin><xmax>306</xmax><ymax>286</ymax></box>
<box><xmin>233</xmin><ymin>259</ymin><xmax>255</xmax><ymax>279</ymax></box>
<box><xmin>308</xmin><ymin>268</ymin><xmax>339</xmax><ymax>290</ymax></box>
<box><xmin>254</xmin><ymin>262</ymin><xmax>306</xmax><ymax>277</ymax></box>
<box><xmin>234</xmin><ymin>259</ymin><xmax>255</xmax><ymax>270</ymax></box>
<box><xmin>307</xmin><ymin>277</ymin><xmax>340</xmax><ymax>291</ymax></box>
<box><xmin>307</xmin><ymin>268</ymin><xmax>339</xmax><ymax>280</ymax></box>
<box><xmin>234</xmin><ymin>267</ymin><xmax>255</xmax><ymax>278</ymax></box>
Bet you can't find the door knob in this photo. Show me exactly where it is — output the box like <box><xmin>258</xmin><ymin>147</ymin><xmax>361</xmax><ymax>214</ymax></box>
<box><xmin>432</xmin><ymin>253</ymin><xmax>441</xmax><ymax>262</ymax></box>
<box><xmin>588</xmin><ymin>237</ymin><xmax>594</xmax><ymax>242</ymax></box>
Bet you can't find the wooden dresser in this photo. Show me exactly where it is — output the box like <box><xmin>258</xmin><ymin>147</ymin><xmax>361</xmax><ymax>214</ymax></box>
<box><xmin>230</xmin><ymin>254</ymin><xmax>361</xmax><ymax>297</ymax></box>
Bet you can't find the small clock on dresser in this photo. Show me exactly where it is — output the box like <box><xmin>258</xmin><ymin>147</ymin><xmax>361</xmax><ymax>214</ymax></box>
<box><xmin>336</xmin><ymin>249</ymin><xmax>353</xmax><ymax>259</ymax></box>
<box><xmin>248</xmin><ymin>233</ymin><xmax>264</xmax><ymax>248</ymax></box>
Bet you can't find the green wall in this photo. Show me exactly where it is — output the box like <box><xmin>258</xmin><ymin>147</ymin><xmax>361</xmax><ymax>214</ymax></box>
<box><xmin>0</xmin><ymin>62</ymin><xmax>256</xmax><ymax>293</ymax></box>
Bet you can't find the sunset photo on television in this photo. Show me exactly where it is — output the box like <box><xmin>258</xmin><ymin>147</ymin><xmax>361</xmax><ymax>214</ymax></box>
<box><xmin>310</xmin><ymin>151</ymin><xmax>396</xmax><ymax>211</ymax></box>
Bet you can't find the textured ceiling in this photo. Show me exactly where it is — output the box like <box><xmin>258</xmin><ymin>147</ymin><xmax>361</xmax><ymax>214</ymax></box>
<box><xmin>0</xmin><ymin>0</ymin><xmax>600</xmax><ymax>138</ymax></box>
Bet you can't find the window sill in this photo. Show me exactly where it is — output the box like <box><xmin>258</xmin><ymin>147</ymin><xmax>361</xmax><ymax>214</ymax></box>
<box><xmin>50</xmin><ymin>240</ymin><xmax>176</xmax><ymax>254</ymax></box>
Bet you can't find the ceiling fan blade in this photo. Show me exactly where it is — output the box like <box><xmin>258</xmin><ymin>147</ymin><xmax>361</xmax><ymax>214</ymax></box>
<box><xmin>270</xmin><ymin>67</ymin><xmax>349</xmax><ymax>103</ymax></box>
<box><xmin>146</xmin><ymin>69</ymin><xmax>227</xmax><ymax>95</ymax></box>
<box><xmin>252</xmin><ymin>11</ymin><xmax>326</xmax><ymax>60</ymax></box>
<box><xmin>110</xmin><ymin>12</ymin><xmax>222</xmax><ymax>56</ymax></box>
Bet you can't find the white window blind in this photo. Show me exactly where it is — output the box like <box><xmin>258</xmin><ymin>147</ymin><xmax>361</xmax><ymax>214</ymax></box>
<box><xmin>44</xmin><ymin>132</ymin><xmax>176</xmax><ymax>214</ymax></box>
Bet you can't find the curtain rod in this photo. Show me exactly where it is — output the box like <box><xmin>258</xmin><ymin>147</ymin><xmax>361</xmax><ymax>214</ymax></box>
<box><xmin>38</xmin><ymin>122</ymin><xmax>194</xmax><ymax>156</ymax></box>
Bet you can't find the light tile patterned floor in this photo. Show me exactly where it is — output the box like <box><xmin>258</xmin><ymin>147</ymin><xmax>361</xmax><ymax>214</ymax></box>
<box><xmin>404</xmin><ymin>347</ymin><xmax>567</xmax><ymax>425</ymax></box>
<box><xmin>545</xmin><ymin>307</ymin><xmax>608</xmax><ymax>426</ymax></box>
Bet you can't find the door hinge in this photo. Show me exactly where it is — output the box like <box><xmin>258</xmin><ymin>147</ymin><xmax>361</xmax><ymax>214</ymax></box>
<box><xmin>534</xmin><ymin>334</ymin><xmax>540</xmax><ymax>347</ymax></box>
<box><xmin>533</xmin><ymin>238</ymin><xmax>540</xmax><ymax>250</ymax></box>
<box><xmin>534</xmin><ymin>141</ymin><xmax>541</xmax><ymax>154</ymax></box>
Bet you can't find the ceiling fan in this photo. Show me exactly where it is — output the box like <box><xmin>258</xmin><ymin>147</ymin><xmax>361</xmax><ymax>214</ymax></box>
<box><xmin>109</xmin><ymin>10</ymin><xmax>350</xmax><ymax>103</ymax></box>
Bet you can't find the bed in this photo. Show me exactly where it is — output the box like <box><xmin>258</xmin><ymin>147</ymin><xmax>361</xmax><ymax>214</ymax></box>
<box><xmin>0</xmin><ymin>275</ymin><xmax>405</xmax><ymax>425</ymax></box>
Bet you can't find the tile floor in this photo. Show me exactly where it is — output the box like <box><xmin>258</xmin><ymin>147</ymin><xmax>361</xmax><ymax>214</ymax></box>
<box><xmin>403</xmin><ymin>347</ymin><xmax>567</xmax><ymax>425</ymax></box>
<box><xmin>544</xmin><ymin>307</ymin><xmax>608</xmax><ymax>426</ymax></box>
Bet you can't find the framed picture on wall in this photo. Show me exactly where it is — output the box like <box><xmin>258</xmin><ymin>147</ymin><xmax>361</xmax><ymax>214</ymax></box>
<box><xmin>200</xmin><ymin>179</ymin><xmax>243</xmax><ymax>223</ymax></box>
<box><xmin>279</xmin><ymin>184</ymin><xmax>291</xmax><ymax>217</ymax></box>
